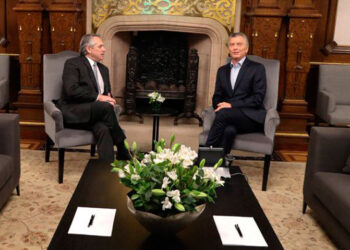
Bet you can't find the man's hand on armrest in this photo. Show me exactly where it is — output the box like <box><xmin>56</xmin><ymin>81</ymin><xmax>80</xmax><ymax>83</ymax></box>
<box><xmin>97</xmin><ymin>94</ymin><xmax>116</xmax><ymax>106</ymax></box>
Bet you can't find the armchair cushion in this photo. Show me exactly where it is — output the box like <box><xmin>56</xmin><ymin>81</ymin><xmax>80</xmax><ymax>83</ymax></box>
<box><xmin>328</xmin><ymin>105</ymin><xmax>350</xmax><ymax>125</ymax></box>
<box><xmin>319</xmin><ymin>64</ymin><xmax>350</xmax><ymax>105</ymax></box>
<box><xmin>343</xmin><ymin>155</ymin><xmax>350</xmax><ymax>173</ymax></box>
<box><xmin>312</xmin><ymin>171</ymin><xmax>350</xmax><ymax>233</ymax></box>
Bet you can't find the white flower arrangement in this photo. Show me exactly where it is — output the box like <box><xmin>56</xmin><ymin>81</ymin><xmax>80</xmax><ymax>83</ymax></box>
<box><xmin>148</xmin><ymin>91</ymin><xmax>165</xmax><ymax>104</ymax></box>
<box><xmin>111</xmin><ymin>135</ymin><xmax>224</xmax><ymax>217</ymax></box>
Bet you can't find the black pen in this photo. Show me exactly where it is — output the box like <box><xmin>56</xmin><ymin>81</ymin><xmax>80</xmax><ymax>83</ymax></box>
<box><xmin>88</xmin><ymin>214</ymin><xmax>95</xmax><ymax>227</ymax></box>
<box><xmin>235</xmin><ymin>224</ymin><xmax>243</xmax><ymax>238</ymax></box>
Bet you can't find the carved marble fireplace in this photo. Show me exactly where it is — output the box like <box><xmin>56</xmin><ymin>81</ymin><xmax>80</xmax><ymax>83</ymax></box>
<box><xmin>97</xmin><ymin>15</ymin><xmax>228</xmax><ymax>114</ymax></box>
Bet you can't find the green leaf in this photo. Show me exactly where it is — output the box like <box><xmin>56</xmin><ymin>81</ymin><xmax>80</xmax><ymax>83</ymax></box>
<box><xmin>170</xmin><ymin>134</ymin><xmax>175</xmax><ymax>147</ymax></box>
<box><xmin>190</xmin><ymin>190</ymin><xmax>207</xmax><ymax>198</ymax></box>
<box><xmin>124</xmin><ymin>140</ymin><xmax>129</xmax><ymax>150</ymax></box>
<box><xmin>156</xmin><ymin>145</ymin><xmax>162</xmax><ymax>153</ymax></box>
<box><xmin>151</xmin><ymin>189</ymin><xmax>165</xmax><ymax>197</ymax></box>
<box><xmin>214</xmin><ymin>158</ymin><xmax>223</xmax><ymax>170</ymax></box>
<box><xmin>132</xmin><ymin>141</ymin><xmax>137</xmax><ymax>152</ymax></box>
<box><xmin>131</xmin><ymin>194</ymin><xmax>139</xmax><ymax>200</ymax></box>
<box><xmin>172</xmin><ymin>143</ymin><xmax>181</xmax><ymax>153</ymax></box>
<box><xmin>175</xmin><ymin>203</ymin><xmax>186</xmax><ymax>212</ymax></box>
<box><xmin>111</xmin><ymin>167</ymin><xmax>121</xmax><ymax>173</ymax></box>
<box><xmin>199</xmin><ymin>158</ymin><xmax>206</xmax><ymax>168</ymax></box>
<box><xmin>160</xmin><ymin>138</ymin><xmax>165</xmax><ymax>148</ymax></box>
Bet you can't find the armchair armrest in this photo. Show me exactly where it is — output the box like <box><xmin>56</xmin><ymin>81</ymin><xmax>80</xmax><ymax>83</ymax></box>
<box><xmin>305</xmin><ymin>127</ymin><xmax>350</xmax><ymax>180</ymax></box>
<box><xmin>316</xmin><ymin>90</ymin><xmax>336</xmax><ymax>121</ymax></box>
<box><xmin>0</xmin><ymin>78</ymin><xmax>9</xmax><ymax>109</ymax></box>
<box><xmin>198</xmin><ymin>106</ymin><xmax>215</xmax><ymax>145</ymax></box>
<box><xmin>264</xmin><ymin>108</ymin><xmax>280</xmax><ymax>140</ymax></box>
<box><xmin>114</xmin><ymin>104</ymin><xmax>122</xmax><ymax>120</ymax></box>
<box><xmin>0</xmin><ymin>114</ymin><xmax>20</xmax><ymax>175</ymax></box>
<box><xmin>44</xmin><ymin>101</ymin><xmax>64</xmax><ymax>132</ymax></box>
<box><xmin>201</xmin><ymin>106</ymin><xmax>215</xmax><ymax>133</ymax></box>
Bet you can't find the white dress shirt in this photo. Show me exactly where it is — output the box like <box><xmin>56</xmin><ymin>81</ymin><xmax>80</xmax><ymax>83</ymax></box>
<box><xmin>230</xmin><ymin>56</ymin><xmax>246</xmax><ymax>91</ymax></box>
<box><xmin>86</xmin><ymin>56</ymin><xmax>104</xmax><ymax>94</ymax></box>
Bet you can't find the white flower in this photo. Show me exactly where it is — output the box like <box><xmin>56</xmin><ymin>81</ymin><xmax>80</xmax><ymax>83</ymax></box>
<box><xmin>182</xmin><ymin>158</ymin><xmax>193</xmax><ymax>168</ymax></box>
<box><xmin>148</xmin><ymin>91</ymin><xmax>157</xmax><ymax>100</ymax></box>
<box><xmin>157</xmin><ymin>95</ymin><xmax>165</xmax><ymax>103</ymax></box>
<box><xmin>203</xmin><ymin>168</ymin><xmax>225</xmax><ymax>186</ymax></box>
<box><xmin>192</xmin><ymin>170</ymin><xmax>199</xmax><ymax>180</ymax></box>
<box><xmin>161</xmin><ymin>197</ymin><xmax>172</xmax><ymax>210</ymax></box>
<box><xmin>167</xmin><ymin>190</ymin><xmax>181</xmax><ymax>203</ymax></box>
<box><xmin>118</xmin><ymin>170</ymin><xmax>126</xmax><ymax>178</ymax></box>
<box><xmin>162</xmin><ymin>177</ymin><xmax>171</xmax><ymax>189</ymax></box>
<box><xmin>123</xmin><ymin>164</ymin><xmax>130</xmax><ymax>173</ymax></box>
<box><xmin>203</xmin><ymin>168</ymin><xmax>216</xmax><ymax>181</ymax></box>
<box><xmin>167</xmin><ymin>170</ymin><xmax>178</xmax><ymax>181</ymax></box>
<box><xmin>141</xmin><ymin>154</ymin><xmax>152</xmax><ymax>164</ymax></box>
<box><xmin>131</xmin><ymin>174</ymin><xmax>140</xmax><ymax>181</ymax></box>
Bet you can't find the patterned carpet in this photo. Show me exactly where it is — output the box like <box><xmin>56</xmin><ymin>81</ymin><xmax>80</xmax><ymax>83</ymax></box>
<box><xmin>0</xmin><ymin>149</ymin><xmax>336</xmax><ymax>250</ymax></box>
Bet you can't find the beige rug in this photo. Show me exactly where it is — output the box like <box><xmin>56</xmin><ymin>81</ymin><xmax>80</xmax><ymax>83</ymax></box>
<box><xmin>0</xmin><ymin>149</ymin><xmax>336</xmax><ymax>250</ymax></box>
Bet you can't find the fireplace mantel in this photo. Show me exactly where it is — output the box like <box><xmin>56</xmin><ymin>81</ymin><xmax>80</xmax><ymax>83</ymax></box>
<box><xmin>97</xmin><ymin>15</ymin><xmax>228</xmax><ymax>112</ymax></box>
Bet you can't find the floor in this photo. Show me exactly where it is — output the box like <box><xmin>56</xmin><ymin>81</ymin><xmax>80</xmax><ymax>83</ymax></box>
<box><xmin>20</xmin><ymin>116</ymin><xmax>308</xmax><ymax>162</ymax></box>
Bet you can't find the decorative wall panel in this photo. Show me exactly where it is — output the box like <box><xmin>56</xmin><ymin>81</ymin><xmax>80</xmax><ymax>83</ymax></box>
<box><xmin>92</xmin><ymin>0</ymin><xmax>236</xmax><ymax>32</ymax></box>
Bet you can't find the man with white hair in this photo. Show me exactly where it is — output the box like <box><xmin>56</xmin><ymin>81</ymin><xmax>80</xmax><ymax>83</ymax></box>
<box><xmin>55</xmin><ymin>34</ymin><xmax>130</xmax><ymax>162</ymax></box>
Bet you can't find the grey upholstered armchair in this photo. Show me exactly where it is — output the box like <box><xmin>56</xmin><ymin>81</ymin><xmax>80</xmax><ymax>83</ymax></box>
<box><xmin>199</xmin><ymin>55</ymin><xmax>280</xmax><ymax>191</ymax></box>
<box><xmin>0</xmin><ymin>54</ymin><xmax>10</xmax><ymax>110</ymax></box>
<box><xmin>0</xmin><ymin>113</ymin><xmax>20</xmax><ymax>209</ymax></box>
<box><xmin>43</xmin><ymin>51</ymin><xmax>122</xmax><ymax>183</ymax></box>
<box><xmin>316</xmin><ymin>64</ymin><xmax>350</xmax><ymax>126</ymax></box>
<box><xmin>303</xmin><ymin>127</ymin><xmax>350</xmax><ymax>248</ymax></box>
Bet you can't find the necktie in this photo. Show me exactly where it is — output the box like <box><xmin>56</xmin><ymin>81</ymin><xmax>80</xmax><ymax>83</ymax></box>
<box><xmin>92</xmin><ymin>63</ymin><xmax>101</xmax><ymax>94</ymax></box>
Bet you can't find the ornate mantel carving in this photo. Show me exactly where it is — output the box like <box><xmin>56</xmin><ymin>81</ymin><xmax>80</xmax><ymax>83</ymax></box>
<box><xmin>91</xmin><ymin>0</ymin><xmax>236</xmax><ymax>33</ymax></box>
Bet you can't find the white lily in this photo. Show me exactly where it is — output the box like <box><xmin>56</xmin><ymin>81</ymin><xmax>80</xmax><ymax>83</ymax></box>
<box><xmin>167</xmin><ymin>190</ymin><xmax>181</xmax><ymax>203</ymax></box>
<box><xmin>161</xmin><ymin>197</ymin><xmax>172</xmax><ymax>210</ymax></box>
<box><xmin>167</xmin><ymin>170</ymin><xmax>178</xmax><ymax>181</ymax></box>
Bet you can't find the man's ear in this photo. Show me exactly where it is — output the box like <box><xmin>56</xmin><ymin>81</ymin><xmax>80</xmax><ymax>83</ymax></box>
<box><xmin>86</xmin><ymin>45</ymin><xmax>92</xmax><ymax>54</ymax></box>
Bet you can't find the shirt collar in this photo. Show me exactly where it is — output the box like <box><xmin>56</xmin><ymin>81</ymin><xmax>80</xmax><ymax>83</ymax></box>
<box><xmin>230</xmin><ymin>56</ymin><xmax>246</xmax><ymax>68</ymax></box>
<box><xmin>86</xmin><ymin>56</ymin><xmax>97</xmax><ymax>67</ymax></box>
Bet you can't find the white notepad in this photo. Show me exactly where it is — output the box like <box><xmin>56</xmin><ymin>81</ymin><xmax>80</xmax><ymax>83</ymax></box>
<box><xmin>203</xmin><ymin>167</ymin><xmax>231</xmax><ymax>178</ymax></box>
<box><xmin>68</xmin><ymin>207</ymin><xmax>116</xmax><ymax>237</ymax></box>
<box><xmin>213</xmin><ymin>215</ymin><xmax>268</xmax><ymax>247</ymax></box>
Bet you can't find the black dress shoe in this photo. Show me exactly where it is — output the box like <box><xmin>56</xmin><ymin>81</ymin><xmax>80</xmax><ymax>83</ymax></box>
<box><xmin>117</xmin><ymin>152</ymin><xmax>132</xmax><ymax>161</ymax></box>
<box><xmin>116</xmin><ymin>142</ymin><xmax>132</xmax><ymax>160</ymax></box>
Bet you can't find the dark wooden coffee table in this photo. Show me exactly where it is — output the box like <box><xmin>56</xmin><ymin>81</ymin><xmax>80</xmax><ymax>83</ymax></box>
<box><xmin>48</xmin><ymin>159</ymin><xmax>283</xmax><ymax>250</ymax></box>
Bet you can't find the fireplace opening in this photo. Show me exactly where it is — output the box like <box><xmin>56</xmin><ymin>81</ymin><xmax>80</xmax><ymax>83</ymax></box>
<box><xmin>123</xmin><ymin>31</ymin><xmax>203</xmax><ymax>125</ymax></box>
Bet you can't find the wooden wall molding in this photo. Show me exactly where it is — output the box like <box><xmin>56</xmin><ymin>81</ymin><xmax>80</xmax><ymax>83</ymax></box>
<box><xmin>47</xmin><ymin>1</ymin><xmax>83</xmax><ymax>53</ymax></box>
<box><xmin>322</xmin><ymin>41</ymin><xmax>350</xmax><ymax>55</ymax></box>
<box><xmin>244</xmin><ymin>0</ymin><xmax>285</xmax><ymax>59</ymax></box>
<box><xmin>8</xmin><ymin>0</ymin><xmax>85</xmax><ymax>139</ymax></box>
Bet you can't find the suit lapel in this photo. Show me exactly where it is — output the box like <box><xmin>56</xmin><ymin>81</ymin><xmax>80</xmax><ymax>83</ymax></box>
<box><xmin>82</xmin><ymin>56</ymin><xmax>99</xmax><ymax>93</ymax></box>
<box><xmin>98</xmin><ymin>63</ymin><xmax>109</xmax><ymax>94</ymax></box>
<box><xmin>232</xmin><ymin>58</ymin><xmax>251</xmax><ymax>94</ymax></box>
<box><xmin>224</xmin><ymin>63</ymin><xmax>234</xmax><ymax>97</ymax></box>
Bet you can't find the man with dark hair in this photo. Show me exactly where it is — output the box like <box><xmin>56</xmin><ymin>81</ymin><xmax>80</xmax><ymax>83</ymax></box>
<box><xmin>205</xmin><ymin>32</ymin><xmax>266</xmax><ymax>155</ymax></box>
<box><xmin>55</xmin><ymin>34</ymin><xmax>130</xmax><ymax>162</ymax></box>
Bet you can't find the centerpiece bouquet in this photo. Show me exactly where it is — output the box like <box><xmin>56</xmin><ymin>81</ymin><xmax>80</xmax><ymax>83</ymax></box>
<box><xmin>148</xmin><ymin>91</ymin><xmax>165</xmax><ymax>113</ymax></box>
<box><xmin>111</xmin><ymin>136</ymin><xmax>224</xmax><ymax>232</ymax></box>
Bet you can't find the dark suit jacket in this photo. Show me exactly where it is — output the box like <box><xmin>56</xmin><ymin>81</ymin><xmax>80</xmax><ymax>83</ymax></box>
<box><xmin>56</xmin><ymin>56</ymin><xmax>112</xmax><ymax>124</ymax></box>
<box><xmin>212</xmin><ymin>58</ymin><xmax>267</xmax><ymax>124</ymax></box>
